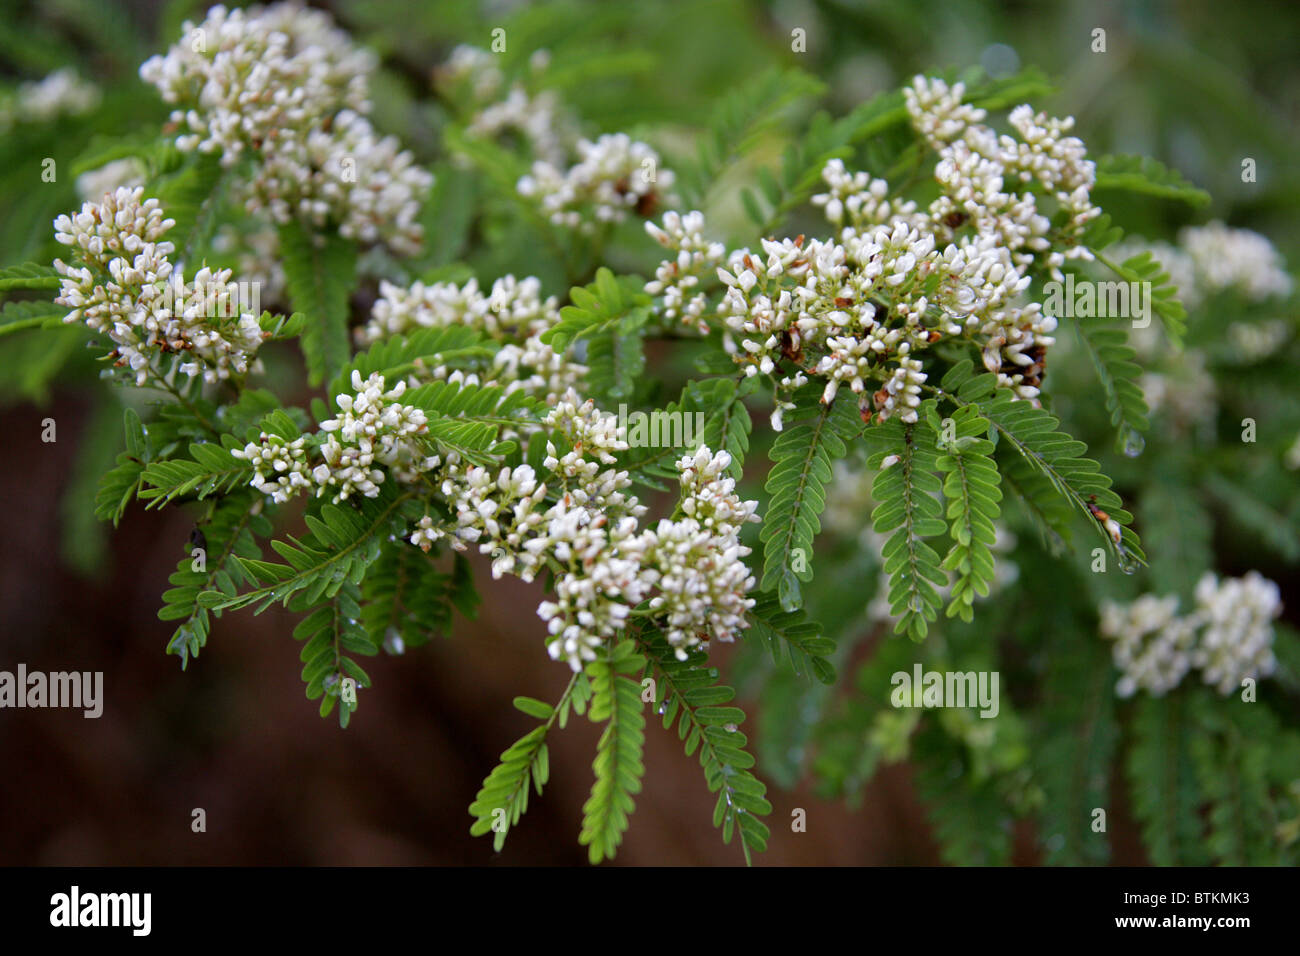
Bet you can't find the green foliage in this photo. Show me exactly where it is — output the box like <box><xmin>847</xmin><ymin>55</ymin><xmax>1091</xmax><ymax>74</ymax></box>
<box><xmin>139</xmin><ymin>438</ymin><xmax>253</xmax><ymax>507</ymax></box>
<box><xmin>360</xmin><ymin>543</ymin><xmax>467</xmax><ymax>650</ymax></box>
<box><xmin>199</xmin><ymin>483</ymin><xmax>418</xmax><ymax>615</ymax></box>
<box><xmin>1071</xmin><ymin>317</ymin><xmax>1150</xmax><ymax>455</ymax></box>
<box><xmin>1093</xmin><ymin>248</ymin><xmax>1188</xmax><ymax>345</ymax></box>
<box><xmin>158</xmin><ymin>490</ymin><xmax>271</xmax><ymax>668</ymax></box>
<box><xmin>913</xmin><ymin>724</ymin><xmax>1013</xmax><ymax>866</ymax></box>
<box><xmin>678</xmin><ymin>66</ymin><xmax>826</xmax><ymax>207</ymax></box>
<box><xmin>1094</xmin><ymin>153</ymin><xmax>1211</xmax><ymax>207</ymax></box>
<box><xmin>294</xmin><ymin>582</ymin><xmax>376</xmax><ymax>727</ymax></box>
<box><xmin>0</xmin><ymin>261</ymin><xmax>61</xmax><ymax>291</ymax></box>
<box><xmin>1126</xmin><ymin>691</ymin><xmax>1209</xmax><ymax>866</ymax></box>
<box><xmin>932</xmin><ymin>404</ymin><xmax>1003</xmax><ymax>622</ymax></box>
<box><xmin>938</xmin><ymin>360</ymin><xmax>1143</xmax><ymax>568</ymax></box>
<box><xmin>579</xmin><ymin>640</ymin><xmax>646</xmax><ymax>864</ymax></box>
<box><xmin>1032</xmin><ymin>628</ymin><xmax>1118</xmax><ymax>865</ymax></box>
<box><xmin>280</xmin><ymin>220</ymin><xmax>359</xmax><ymax>387</ymax></box>
<box><xmin>868</xmin><ymin>416</ymin><xmax>946</xmax><ymax>640</ymax></box>
<box><xmin>759</xmin><ymin>387</ymin><xmax>863</xmax><ymax>612</ymax></box>
<box><xmin>747</xmin><ymin>592</ymin><xmax>837</xmax><ymax>684</ymax></box>
<box><xmin>639</xmin><ymin>630</ymin><xmax>771</xmax><ymax>862</ymax></box>
<box><xmin>540</xmin><ymin>267</ymin><xmax>650</xmax><ymax>353</ymax></box>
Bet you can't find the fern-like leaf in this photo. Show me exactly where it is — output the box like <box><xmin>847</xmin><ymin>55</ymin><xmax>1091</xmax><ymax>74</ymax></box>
<box><xmin>747</xmin><ymin>592</ymin><xmax>837</xmax><ymax>683</ymax></box>
<box><xmin>932</xmin><ymin>404</ymin><xmax>1003</xmax><ymax>621</ymax></box>
<box><xmin>638</xmin><ymin>630</ymin><xmax>771</xmax><ymax>862</ymax></box>
<box><xmin>1126</xmin><ymin>691</ymin><xmax>1209</xmax><ymax>865</ymax></box>
<box><xmin>159</xmin><ymin>491</ymin><xmax>270</xmax><ymax>668</ymax></box>
<box><xmin>1073</xmin><ymin>318</ymin><xmax>1150</xmax><ymax>455</ymax></box>
<box><xmin>579</xmin><ymin>639</ymin><xmax>646</xmax><ymax>864</ymax></box>
<box><xmin>938</xmin><ymin>360</ymin><xmax>1144</xmax><ymax>569</ymax></box>
<box><xmin>760</xmin><ymin>387</ymin><xmax>863</xmax><ymax>612</ymax></box>
<box><xmin>198</xmin><ymin>484</ymin><xmax>419</xmax><ymax>614</ymax></box>
<box><xmin>139</xmin><ymin>437</ymin><xmax>253</xmax><ymax>507</ymax></box>
<box><xmin>540</xmin><ymin>267</ymin><xmax>651</xmax><ymax>353</ymax></box>
<box><xmin>1094</xmin><ymin>153</ymin><xmax>1211</xmax><ymax>207</ymax></box>
<box><xmin>280</xmin><ymin>220</ymin><xmax>358</xmax><ymax>386</ymax></box>
<box><xmin>292</xmin><ymin>581</ymin><xmax>376</xmax><ymax>726</ymax></box>
<box><xmin>867</xmin><ymin>415</ymin><xmax>946</xmax><ymax>640</ymax></box>
<box><xmin>0</xmin><ymin>261</ymin><xmax>60</xmax><ymax>292</ymax></box>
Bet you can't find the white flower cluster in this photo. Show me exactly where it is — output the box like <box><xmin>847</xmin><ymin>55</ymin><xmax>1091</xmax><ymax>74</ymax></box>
<box><xmin>442</xmin><ymin>46</ymin><xmax>577</xmax><ymax>167</ymax></box>
<box><xmin>410</xmin><ymin>393</ymin><xmax>760</xmax><ymax>670</ymax></box>
<box><xmin>140</xmin><ymin>2</ymin><xmax>431</xmax><ymax>254</ymax></box>
<box><xmin>1099</xmin><ymin>571</ymin><xmax>1281</xmax><ymax>697</ymax></box>
<box><xmin>1115</xmin><ymin>222</ymin><xmax>1293</xmax><ymax>315</ymax></box>
<box><xmin>1191</xmin><ymin>572</ymin><xmax>1282</xmax><ymax>694</ymax></box>
<box><xmin>708</xmin><ymin>77</ymin><xmax>1099</xmax><ymax>430</ymax></box>
<box><xmin>645</xmin><ymin>210</ymin><xmax>728</xmax><ymax>332</ymax></box>
<box><xmin>519</xmin><ymin>133</ymin><xmax>677</xmax><ymax>231</ymax></box>
<box><xmin>0</xmin><ymin>68</ymin><xmax>100</xmax><ymax>132</ymax></box>
<box><xmin>76</xmin><ymin>158</ymin><xmax>146</xmax><ymax>203</ymax></box>
<box><xmin>1098</xmin><ymin>594</ymin><xmax>1196</xmax><ymax>698</ymax></box>
<box><xmin>233</xmin><ymin>371</ymin><xmax>434</xmax><ymax>503</ymax></box>
<box><xmin>359</xmin><ymin>275</ymin><xmax>586</xmax><ymax>403</ymax></box>
<box><xmin>53</xmin><ymin>187</ymin><xmax>264</xmax><ymax>385</ymax></box>
<box><xmin>1180</xmin><ymin>222</ymin><xmax>1293</xmax><ymax>304</ymax></box>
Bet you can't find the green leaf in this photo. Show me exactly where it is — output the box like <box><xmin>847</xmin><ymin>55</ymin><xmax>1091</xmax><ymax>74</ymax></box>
<box><xmin>1072</xmin><ymin>318</ymin><xmax>1150</xmax><ymax>455</ymax></box>
<box><xmin>759</xmin><ymin>387</ymin><xmax>863</xmax><ymax>611</ymax></box>
<box><xmin>868</xmin><ymin>416</ymin><xmax>946</xmax><ymax>640</ymax></box>
<box><xmin>0</xmin><ymin>262</ymin><xmax>60</xmax><ymax>292</ymax></box>
<box><xmin>638</xmin><ymin>630</ymin><xmax>769</xmax><ymax>863</ymax></box>
<box><xmin>747</xmin><ymin>592</ymin><xmax>836</xmax><ymax>683</ymax></box>
<box><xmin>578</xmin><ymin>641</ymin><xmax>646</xmax><ymax>864</ymax></box>
<box><xmin>1094</xmin><ymin>154</ymin><xmax>1211</xmax><ymax>207</ymax></box>
<box><xmin>1127</xmin><ymin>691</ymin><xmax>1210</xmax><ymax>866</ymax></box>
<box><xmin>279</xmin><ymin>220</ymin><xmax>359</xmax><ymax>387</ymax></box>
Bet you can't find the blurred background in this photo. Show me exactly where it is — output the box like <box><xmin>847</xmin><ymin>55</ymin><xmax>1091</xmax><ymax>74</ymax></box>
<box><xmin>1</xmin><ymin>0</ymin><xmax>1297</xmax><ymax>865</ymax></box>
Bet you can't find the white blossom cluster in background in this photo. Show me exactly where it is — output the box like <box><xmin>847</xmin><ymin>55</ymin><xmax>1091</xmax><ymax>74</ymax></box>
<box><xmin>519</xmin><ymin>133</ymin><xmax>678</xmax><ymax>232</ymax></box>
<box><xmin>663</xmin><ymin>76</ymin><xmax>1103</xmax><ymax>431</ymax></box>
<box><xmin>53</xmin><ymin>187</ymin><xmax>264</xmax><ymax>385</ymax></box>
<box><xmin>440</xmin><ymin>45</ymin><xmax>578</xmax><ymax>167</ymax></box>
<box><xmin>358</xmin><ymin>275</ymin><xmax>587</xmax><ymax>404</ymax></box>
<box><xmin>414</xmin><ymin>412</ymin><xmax>760</xmax><ymax>669</ymax></box>
<box><xmin>1117</xmin><ymin>223</ymin><xmax>1293</xmax><ymax>431</ymax></box>
<box><xmin>140</xmin><ymin>2</ymin><xmax>432</xmax><ymax>255</ymax></box>
<box><xmin>1117</xmin><ymin>222</ymin><xmax>1293</xmax><ymax>318</ymax></box>
<box><xmin>75</xmin><ymin>158</ymin><xmax>146</xmax><ymax>204</ymax></box>
<box><xmin>233</xmin><ymin>370</ymin><xmax>436</xmax><ymax>504</ymax></box>
<box><xmin>212</xmin><ymin>223</ymin><xmax>287</xmax><ymax>304</ymax></box>
<box><xmin>0</xmin><ymin>68</ymin><xmax>100</xmax><ymax>133</ymax></box>
<box><xmin>1099</xmin><ymin>571</ymin><xmax>1282</xmax><ymax>697</ymax></box>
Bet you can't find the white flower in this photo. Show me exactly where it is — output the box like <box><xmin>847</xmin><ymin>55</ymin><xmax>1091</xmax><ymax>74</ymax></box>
<box><xmin>518</xmin><ymin>133</ymin><xmax>677</xmax><ymax>232</ymax></box>
<box><xmin>53</xmin><ymin>188</ymin><xmax>263</xmax><ymax>386</ymax></box>
<box><xmin>1098</xmin><ymin>573</ymin><xmax>1282</xmax><ymax>697</ymax></box>
<box><xmin>140</xmin><ymin>2</ymin><xmax>430</xmax><ymax>255</ymax></box>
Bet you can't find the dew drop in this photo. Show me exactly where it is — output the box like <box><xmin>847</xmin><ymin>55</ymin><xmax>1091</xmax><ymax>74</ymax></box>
<box><xmin>724</xmin><ymin>722</ymin><xmax>738</xmax><ymax>733</ymax></box>
<box><xmin>1120</xmin><ymin>427</ymin><xmax>1145</xmax><ymax>458</ymax></box>
<box><xmin>1116</xmin><ymin>547</ymin><xmax>1139</xmax><ymax>575</ymax></box>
